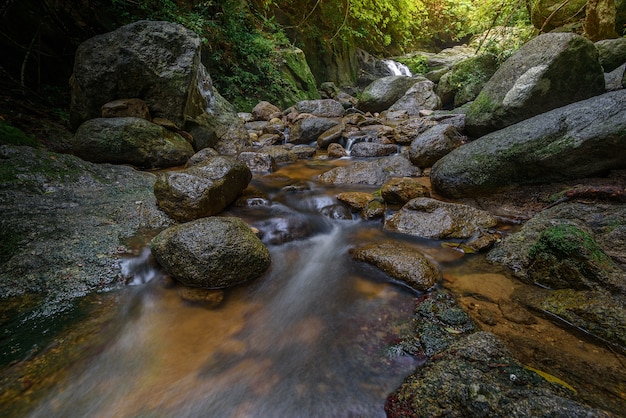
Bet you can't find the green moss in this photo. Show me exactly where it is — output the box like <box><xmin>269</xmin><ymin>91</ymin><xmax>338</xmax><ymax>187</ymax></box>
<box><xmin>529</xmin><ymin>225</ymin><xmax>610</xmax><ymax>265</ymax></box>
<box><xmin>395</xmin><ymin>55</ymin><xmax>429</xmax><ymax>74</ymax></box>
<box><xmin>0</xmin><ymin>121</ymin><xmax>40</xmax><ymax>147</ymax></box>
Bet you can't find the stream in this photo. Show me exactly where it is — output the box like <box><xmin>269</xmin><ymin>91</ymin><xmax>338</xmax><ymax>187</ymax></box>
<box><xmin>16</xmin><ymin>156</ymin><xmax>626</xmax><ymax>417</ymax></box>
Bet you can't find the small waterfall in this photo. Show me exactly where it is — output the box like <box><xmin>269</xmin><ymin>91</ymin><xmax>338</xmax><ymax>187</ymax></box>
<box><xmin>382</xmin><ymin>59</ymin><xmax>412</xmax><ymax>76</ymax></box>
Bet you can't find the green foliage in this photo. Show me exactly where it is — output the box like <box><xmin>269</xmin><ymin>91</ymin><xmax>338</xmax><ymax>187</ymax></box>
<box><xmin>395</xmin><ymin>55</ymin><xmax>429</xmax><ymax>74</ymax></box>
<box><xmin>0</xmin><ymin>121</ymin><xmax>39</xmax><ymax>147</ymax></box>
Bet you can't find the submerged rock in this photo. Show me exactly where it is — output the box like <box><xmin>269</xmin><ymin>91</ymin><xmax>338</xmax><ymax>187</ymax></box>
<box><xmin>151</xmin><ymin>217</ymin><xmax>270</xmax><ymax>289</ymax></box>
<box><xmin>352</xmin><ymin>241</ymin><xmax>440</xmax><ymax>291</ymax></box>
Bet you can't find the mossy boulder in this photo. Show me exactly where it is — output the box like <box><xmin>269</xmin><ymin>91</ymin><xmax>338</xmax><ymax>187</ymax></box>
<box><xmin>437</xmin><ymin>53</ymin><xmax>499</xmax><ymax>109</ymax></box>
<box><xmin>72</xmin><ymin>117</ymin><xmax>194</xmax><ymax>168</ymax></box>
<box><xmin>151</xmin><ymin>217</ymin><xmax>270</xmax><ymax>289</ymax></box>
<box><xmin>465</xmin><ymin>33</ymin><xmax>605</xmax><ymax>138</ymax></box>
<box><xmin>530</xmin><ymin>0</ymin><xmax>587</xmax><ymax>32</ymax></box>
<box><xmin>276</xmin><ymin>47</ymin><xmax>320</xmax><ymax>109</ymax></box>
<box><xmin>432</xmin><ymin>90</ymin><xmax>626</xmax><ymax>198</ymax></box>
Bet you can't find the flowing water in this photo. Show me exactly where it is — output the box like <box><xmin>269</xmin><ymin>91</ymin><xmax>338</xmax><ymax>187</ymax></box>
<box><xmin>14</xmin><ymin>156</ymin><xmax>626</xmax><ymax>417</ymax></box>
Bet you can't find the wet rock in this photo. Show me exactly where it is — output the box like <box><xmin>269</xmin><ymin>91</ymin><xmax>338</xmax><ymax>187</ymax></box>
<box><xmin>465</xmin><ymin>33</ymin><xmax>605</xmax><ymax>137</ymax></box>
<box><xmin>360</xmin><ymin>198</ymin><xmax>386</xmax><ymax>220</ymax></box>
<box><xmin>350</xmin><ymin>142</ymin><xmax>397</xmax><ymax>157</ymax></box>
<box><xmin>252</xmin><ymin>211</ymin><xmax>314</xmax><ymax>244</ymax></box>
<box><xmin>151</xmin><ymin>217</ymin><xmax>270</xmax><ymax>289</ymax></box>
<box><xmin>185</xmin><ymin>147</ymin><xmax>220</xmax><ymax>167</ymax></box>
<box><xmin>352</xmin><ymin>241</ymin><xmax>440</xmax><ymax>291</ymax></box>
<box><xmin>154</xmin><ymin>156</ymin><xmax>252</xmax><ymax>222</ymax></box>
<box><xmin>386</xmin><ymin>331</ymin><xmax>611</xmax><ymax>417</ymax></box>
<box><xmin>101</xmin><ymin>98</ymin><xmax>151</xmax><ymax>120</ymax></box>
<box><xmin>320</xmin><ymin>204</ymin><xmax>353</xmax><ymax>220</ymax></box>
<box><xmin>291</xmin><ymin>145</ymin><xmax>317</xmax><ymax>160</ymax></box>
<box><xmin>251</xmin><ymin>101</ymin><xmax>281</xmax><ymax>121</ymax></box>
<box><xmin>358</xmin><ymin>76</ymin><xmax>418</xmax><ymax>114</ymax></box>
<box><xmin>336</xmin><ymin>192</ymin><xmax>375</xmax><ymax>212</ymax></box>
<box><xmin>317</xmin><ymin>123</ymin><xmax>345</xmax><ymax>149</ymax></box>
<box><xmin>393</xmin><ymin>117</ymin><xmax>438</xmax><ymax>144</ymax></box>
<box><xmin>380</xmin><ymin>177</ymin><xmax>430</xmax><ymax>205</ymax></box>
<box><xmin>0</xmin><ymin>145</ymin><xmax>173</xmax><ymax>314</ymax></box>
<box><xmin>257</xmin><ymin>145</ymin><xmax>299</xmax><ymax>164</ymax></box>
<box><xmin>432</xmin><ymin>90</ymin><xmax>626</xmax><ymax>198</ymax></box>
<box><xmin>388</xmin><ymin>78</ymin><xmax>441</xmax><ymax>115</ymax></box>
<box><xmin>295</xmin><ymin>99</ymin><xmax>345</xmax><ymax>118</ymax></box>
<box><xmin>318</xmin><ymin>155</ymin><xmax>420</xmax><ymax>185</ymax></box>
<box><xmin>385</xmin><ymin>198</ymin><xmax>497</xmax><ymax>240</ymax></box>
<box><xmin>71</xmin><ymin>117</ymin><xmax>194</xmax><ymax>169</ymax></box>
<box><xmin>408</xmin><ymin>124</ymin><xmax>465</xmax><ymax>169</ymax></box>
<box><xmin>289</xmin><ymin>117</ymin><xmax>340</xmax><ymax>145</ymax></box>
<box><xmin>327</xmin><ymin>143</ymin><xmax>348</xmax><ymax>158</ymax></box>
<box><xmin>237</xmin><ymin>151</ymin><xmax>277</xmax><ymax>173</ymax></box>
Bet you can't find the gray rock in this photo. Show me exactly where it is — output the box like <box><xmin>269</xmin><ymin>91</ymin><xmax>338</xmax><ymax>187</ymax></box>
<box><xmin>384</xmin><ymin>197</ymin><xmax>497</xmax><ymax>239</ymax></box>
<box><xmin>596</xmin><ymin>37</ymin><xmax>626</xmax><ymax>72</ymax></box>
<box><xmin>465</xmin><ymin>33</ymin><xmax>605</xmax><ymax>137</ymax></box>
<box><xmin>251</xmin><ymin>101</ymin><xmax>281</xmax><ymax>121</ymax></box>
<box><xmin>350</xmin><ymin>142</ymin><xmax>397</xmax><ymax>157</ymax></box>
<box><xmin>388</xmin><ymin>78</ymin><xmax>441</xmax><ymax>115</ymax></box>
<box><xmin>380</xmin><ymin>177</ymin><xmax>430</xmax><ymax>205</ymax></box>
<box><xmin>327</xmin><ymin>143</ymin><xmax>348</xmax><ymax>157</ymax></box>
<box><xmin>185</xmin><ymin>147</ymin><xmax>220</xmax><ymax>167</ymax></box>
<box><xmin>295</xmin><ymin>99</ymin><xmax>345</xmax><ymax>117</ymax></box>
<box><xmin>154</xmin><ymin>156</ymin><xmax>251</xmax><ymax>221</ymax></box>
<box><xmin>393</xmin><ymin>117</ymin><xmax>438</xmax><ymax>144</ymax></box>
<box><xmin>70</xmin><ymin>20</ymin><xmax>200</xmax><ymax>129</ymax></box>
<box><xmin>237</xmin><ymin>151</ymin><xmax>277</xmax><ymax>172</ymax></box>
<box><xmin>318</xmin><ymin>155</ymin><xmax>420</xmax><ymax>185</ymax></box>
<box><xmin>257</xmin><ymin>145</ymin><xmax>299</xmax><ymax>164</ymax></box>
<box><xmin>70</xmin><ymin>20</ymin><xmax>249</xmax><ymax>155</ymax></box>
<box><xmin>358</xmin><ymin>76</ymin><xmax>419</xmax><ymax>113</ymax></box>
<box><xmin>409</xmin><ymin>124</ymin><xmax>465</xmax><ymax>168</ymax></box>
<box><xmin>151</xmin><ymin>217</ymin><xmax>270</xmax><ymax>289</ymax></box>
<box><xmin>352</xmin><ymin>241</ymin><xmax>440</xmax><ymax>291</ymax></box>
<box><xmin>432</xmin><ymin>90</ymin><xmax>626</xmax><ymax>198</ymax></box>
<box><xmin>317</xmin><ymin>123</ymin><xmax>345</xmax><ymax>149</ymax></box>
<box><xmin>290</xmin><ymin>117</ymin><xmax>340</xmax><ymax>145</ymax></box>
<box><xmin>387</xmin><ymin>331</ymin><xmax>611</xmax><ymax>417</ymax></box>
<box><xmin>72</xmin><ymin>117</ymin><xmax>194</xmax><ymax>168</ymax></box>
<box><xmin>0</xmin><ymin>145</ymin><xmax>173</xmax><ymax>312</ymax></box>
<box><xmin>101</xmin><ymin>98</ymin><xmax>151</xmax><ymax>120</ymax></box>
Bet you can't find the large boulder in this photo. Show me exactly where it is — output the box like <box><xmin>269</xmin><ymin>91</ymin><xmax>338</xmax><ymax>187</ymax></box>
<box><xmin>358</xmin><ymin>76</ymin><xmax>419</xmax><ymax>113</ymax></box>
<box><xmin>352</xmin><ymin>241</ymin><xmax>440</xmax><ymax>291</ymax></box>
<box><xmin>465</xmin><ymin>33</ymin><xmax>605</xmax><ymax>138</ymax></box>
<box><xmin>275</xmin><ymin>47</ymin><xmax>320</xmax><ymax>108</ymax></box>
<box><xmin>384</xmin><ymin>198</ymin><xmax>497</xmax><ymax>240</ymax></box>
<box><xmin>488</xmin><ymin>201</ymin><xmax>626</xmax><ymax>349</ymax></box>
<box><xmin>154</xmin><ymin>156</ymin><xmax>252</xmax><ymax>221</ymax></box>
<box><xmin>151</xmin><ymin>217</ymin><xmax>270</xmax><ymax>289</ymax></box>
<box><xmin>318</xmin><ymin>155</ymin><xmax>420</xmax><ymax>185</ymax></box>
<box><xmin>70</xmin><ymin>20</ymin><xmax>250</xmax><ymax>154</ymax></box>
<box><xmin>71</xmin><ymin>117</ymin><xmax>194</xmax><ymax>168</ymax></box>
<box><xmin>432</xmin><ymin>90</ymin><xmax>626</xmax><ymax>198</ymax></box>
